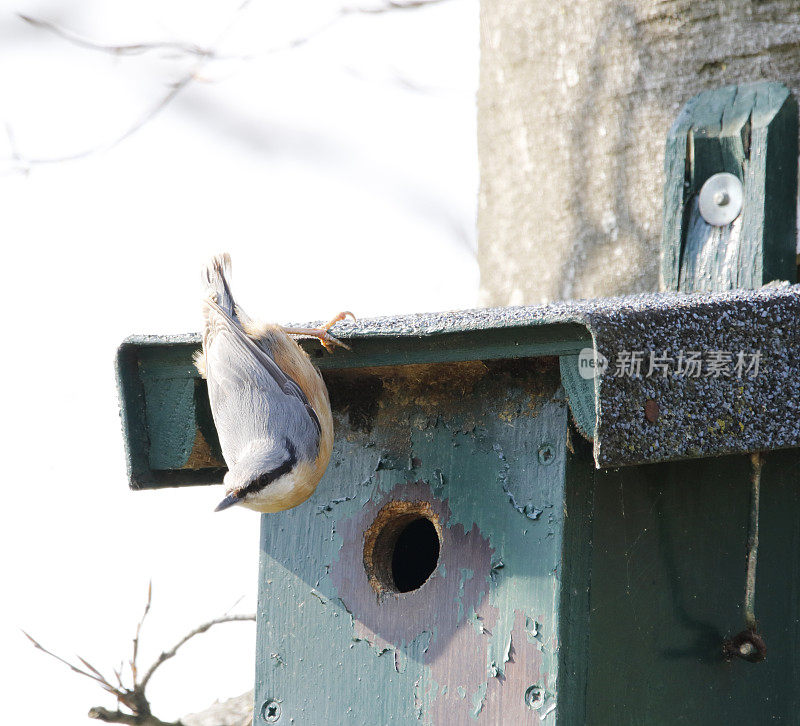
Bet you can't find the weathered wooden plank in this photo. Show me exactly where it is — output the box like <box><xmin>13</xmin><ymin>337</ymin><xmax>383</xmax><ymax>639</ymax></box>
<box><xmin>558</xmin><ymin>354</ymin><xmax>596</xmax><ymax>440</ymax></box>
<box><xmin>116</xmin><ymin>339</ymin><xmax>225</xmax><ymax>489</ymax></box>
<box><xmin>116</xmin><ymin>325</ymin><xmax>591</xmax><ymax>488</ymax></box>
<box><xmin>555</xmin><ymin>433</ymin><xmax>595</xmax><ymax>725</ymax></box>
<box><xmin>255</xmin><ymin>360</ymin><xmax>590</xmax><ymax>724</ymax></box>
<box><xmin>585</xmin><ymin>448</ymin><xmax>800</xmax><ymax>723</ymax></box>
<box><xmin>662</xmin><ymin>81</ymin><xmax>798</xmax><ymax>292</ymax></box>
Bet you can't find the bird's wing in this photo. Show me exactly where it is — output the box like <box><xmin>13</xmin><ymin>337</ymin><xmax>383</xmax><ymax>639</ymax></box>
<box><xmin>203</xmin><ymin>300</ymin><xmax>320</xmax><ymax>463</ymax></box>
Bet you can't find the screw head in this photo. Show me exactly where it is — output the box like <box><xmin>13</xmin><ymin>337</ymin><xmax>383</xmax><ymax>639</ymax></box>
<box><xmin>713</xmin><ymin>190</ymin><xmax>730</xmax><ymax>206</ymax></box>
<box><xmin>261</xmin><ymin>699</ymin><xmax>281</xmax><ymax>723</ymax></box>
<box><xmin>723</xmin><ymin>629</ymin><xmax>766</xmax><ymax>663</ymax></box>
<box><xmin>698</xmin><ymin>172</ymin><xmax>743</xmax><ymax>226</ymax></box>
<box><xmin>524</xmin><ymin>685</ymin><xmax>545</xmax><ymax>710</ymax></box>
<box><xmin>537</xmin><ymin>444</ymin><xmax>555</xmax><ymax>466</ymax></box>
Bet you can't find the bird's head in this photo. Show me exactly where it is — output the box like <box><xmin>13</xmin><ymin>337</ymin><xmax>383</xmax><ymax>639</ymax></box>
<box><xmin>214</xmin><ymin>443</ymin><xmax>301</xmax><ymax>513</ymax></box>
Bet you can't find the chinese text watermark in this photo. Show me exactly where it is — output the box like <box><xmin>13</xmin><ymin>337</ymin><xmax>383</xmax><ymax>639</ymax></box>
<box><xmin>578</xmin><ymin>348</ymin><xmax>761</xmax><ymax>380</ymax></box>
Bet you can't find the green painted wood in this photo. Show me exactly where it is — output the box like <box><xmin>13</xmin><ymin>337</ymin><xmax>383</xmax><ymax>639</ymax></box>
<box><xmin>306</xmin><ymin>323</ymin><xmax>590</xmax><ymax>371</ymax></box>
<box><xmin>662</xmin><ymin>81</ymin><xmax>798</xmax><ymax>292</ymax></box>
<box><xmin>254</xmin><ymin>362</ymin><xmax>591</xmax><ymax>724</ymax></box>
<box><xmin>116</xmin><ymin>325</ymin><xmax>591</xmax><ymax>488</ymax></box>
<box><xmin>584</xmin><ymin>448</ymin><xmax>800</xmax><ymax>724</ymax></box>
<box><xmin>555</xmin><ymin>432</ymin><xmax>595</xmax><ymax>725</ymax></box>
<box><xmin>116</xmin><ymin>340</ymin><xmax>225</xmax><ymax>489</ymax></box>
<box><xmin>115</xmin><ymin>340</ymin><xmax>152</xmax><ymax>487</ymax></box>
<box><xmin>559</xmin><ymin>354</ymin><xmax>596</xmax><ymax>440</ymax></box>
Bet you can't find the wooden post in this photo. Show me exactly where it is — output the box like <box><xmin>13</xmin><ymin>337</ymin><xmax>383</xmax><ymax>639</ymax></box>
<box><xmin>662</xmin><ymin>81</ymin><xmax>798</xmax><ymax>292</ymax></box>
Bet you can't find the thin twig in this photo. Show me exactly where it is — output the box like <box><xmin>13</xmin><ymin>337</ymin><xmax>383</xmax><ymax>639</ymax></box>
<box><xmin>25</xmin><ymin>582</ymin><xmax>256</xmax><ymax>724</ymax></box>
<box><xmin>131</xmin><ymin>581</ymin><xmax>153</xmax><ymax>683</ymax></box>
<box><xmin>139</xmin><ymin>614</ymin><xmax>255</xmax><ymax>690</ymax></box>
<box><xmin>22</xmin><ymin>630</ymin><xmax>128</xmax><ymax>705</ymax></box>
<box><xmin>224</xmin><ymin>594</ymin><xmax>246</xmax><ymax>616</ymax></box>
<box><xmin>11</xmin><ymin>0</ymin><xmax>459</xmax><ymax>171</ymax></box>
<box><xmin>346</xmin><ymin>0</ymin><xmax>457</xmax><ymax>14</ymax></box>
<box><xmin>18</xmin><ymin>15</ymin><xmax>219</xmax><ymax>59</ymax></box>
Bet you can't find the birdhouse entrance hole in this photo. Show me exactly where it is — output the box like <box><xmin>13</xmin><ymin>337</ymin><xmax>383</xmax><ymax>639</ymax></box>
<box><xmin>363</xmin><ymin>500</ymin><xmax>442</xmax><ymax>594</ymax></box>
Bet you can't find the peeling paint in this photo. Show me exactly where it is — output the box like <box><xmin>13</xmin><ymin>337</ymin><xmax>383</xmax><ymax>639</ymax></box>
<box><xmin>468</xmin><ymin>610</ymin><xmax>487</xmax><ymax>636</ymax></box>
<box><xmin>256</xmin><ymin>359</ymin><xmax>567</xmax><ymax>724</ymax></box>
<box><xmin>316</xmin><ymin>495</ymin><xmax>356</xmax><ymax>515</ymax></box>
<box><xmin>525</xmin><ymin>616</ymin><xmax>545</xmax><ymax>649</ymax></box>
<box><xmin>471</xmin><ymin>682</ymin><xmax>488</xmax><ymax>718</ymax></box>
<box><xmin>456</xmin><ymin>568</ymin><xmax>475</xmax><ymax>623</ymax></box>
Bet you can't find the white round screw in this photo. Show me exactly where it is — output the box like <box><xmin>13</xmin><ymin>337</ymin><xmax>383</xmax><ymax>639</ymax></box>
<box><xmin>698</xmin><ymin>172</ymin><xmax>743</xmax><ymax>227</ymax></box>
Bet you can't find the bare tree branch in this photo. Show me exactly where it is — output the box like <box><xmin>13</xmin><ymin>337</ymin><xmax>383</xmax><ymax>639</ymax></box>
<box><xmin>345</xmin><ymin>0</ymin><xmax>457</xmax><ymax>14</ymax></box>
<box><xmin>18</xmin><ymin>15</ymin><xmax>219</xmax><ymax>60</ymax></box>
<box><xmin>87</xmin><ymin>706</ymin><xmax>180</xmax><ymax>726</ymax></box>
<box><xmin>223</xmin><ymin>595</ymin><xmax>246</xmax><ymax>616</ymax></box>
<box><xmin>22</xmin><ymin>630</ymin><xmax>125</xmax><ymax>699</ymax></box>
<box><xmin>131</xmin><ymin>581</ymin><xmax>153</xmax><ymax>683</ymax></box>
<box><xmin>25</xmin><ymin>583</ymin><xmax>256</xmax><ymax>726</ymax></box>
<box><xmin>139</xmin><ymin>614</ymin><xmax>256</xmax><ymax>691</ymax></box>
<box><xmin>9</xmin><ymin>0</ymin><xmax>459</xmax><ymax>172</ymax></box>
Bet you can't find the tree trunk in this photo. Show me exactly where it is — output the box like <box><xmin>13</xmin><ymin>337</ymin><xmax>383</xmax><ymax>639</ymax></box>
<box><xmin>477</xmin><ymin>0</ymin><xmax>800</xmax><ymax>305</ymax></box>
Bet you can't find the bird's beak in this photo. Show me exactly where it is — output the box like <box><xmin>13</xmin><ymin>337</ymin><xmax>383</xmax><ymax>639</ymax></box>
<box><xmin>214</xmin><ymin>492</ymin><xmax>242</xmax><ymax>512</ymax></box>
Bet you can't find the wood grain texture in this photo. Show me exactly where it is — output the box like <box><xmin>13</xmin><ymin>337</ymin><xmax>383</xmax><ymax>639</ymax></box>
<box><xmin>585</xmin><ymin>449</ymin><xmax>800</xmax><ymax>724</ymax></box>
<box><xmin>254</xmin><ymin>360</ymin><xmax>590</xmax><ymax>724</ymax></box>
<box><xmin>662</xmin><ymin>81</ymin><xmax>798</xmax><ymax>292</ymax></box>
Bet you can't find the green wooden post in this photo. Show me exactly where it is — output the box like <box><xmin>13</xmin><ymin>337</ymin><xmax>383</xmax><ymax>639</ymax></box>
<box><xmin>576</xmin><ymin>80</ymin><xmax>800</xmax><ymax>724</ymax></box>
<box><xmin>662</xmin><ymin>81</ymin><xmax>797</xmax><ymax>292</ymax></box>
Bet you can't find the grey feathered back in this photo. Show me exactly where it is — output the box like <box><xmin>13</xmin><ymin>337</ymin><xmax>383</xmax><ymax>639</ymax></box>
<box><xmin>199</xmin><ymin>255</ymin><xmax>320</xmax><ymax>480</ymax></box>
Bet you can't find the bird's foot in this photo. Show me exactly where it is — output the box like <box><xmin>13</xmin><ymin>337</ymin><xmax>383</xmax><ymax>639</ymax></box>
<box><xmin>323</xmin><ymin>311</ymin><xmax>356</xmax><ymax>330</ymax></box>
<box><xmin>282</xmin><ymin>312</ymin><xmax>355</xmax><ymax>353</ymax></box>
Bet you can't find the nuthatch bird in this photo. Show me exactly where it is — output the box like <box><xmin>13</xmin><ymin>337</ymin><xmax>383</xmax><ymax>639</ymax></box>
<box><xmin>194</xmin><ymin>254</ymin><xmax>352</xmax><ymax>513</ymax></box>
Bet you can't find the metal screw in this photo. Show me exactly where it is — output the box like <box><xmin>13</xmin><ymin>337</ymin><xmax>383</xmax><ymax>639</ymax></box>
<box><xmin>698</xmin><ymin>172</ymin><xmax>743</xmax><ymax>226</ymax></box>
<box><xmin>739</xmin><ymin>642</ymin><xmax>756</xmax><ymax>658</ymax></box>
<box><xmin>537</xmin><ymin>444</ymin><xmax>555</xmax><ymax>466</ymax></box>
<box><xmin>713</xmin><ymin>190</ymin><xmax>730</xmax><ymax>206</ymax></box>
<box><xmin>722</xmin><ymin>628</ymin><xmax>766</xmax><ymax>663</ymax></box>
<box><xmin>524</xmin><ymin>685</ymin><xmax>544</xmax><ymax>710</ymax></box>
<box><xmin>261</xmin><ymin>699</ymin><xmax>281</xmax><ymax>723</ymax></box>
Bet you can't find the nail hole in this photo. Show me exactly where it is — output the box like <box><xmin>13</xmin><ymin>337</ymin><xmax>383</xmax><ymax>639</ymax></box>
<box><xmin>363</xmin><ymin>501</ymin><xmax>442</xmax><ymax>594</ymax></box>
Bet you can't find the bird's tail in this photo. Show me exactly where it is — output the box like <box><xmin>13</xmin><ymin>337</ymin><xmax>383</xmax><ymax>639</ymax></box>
<box><xmin>196</xmin><ymin>253</ymin><xmax>237</xmax><ymax>378</ymax></box>
<box><xmin>201</xmin><ymin>253</ymin><xmax>236</xmax><ymax>318</ymax></box>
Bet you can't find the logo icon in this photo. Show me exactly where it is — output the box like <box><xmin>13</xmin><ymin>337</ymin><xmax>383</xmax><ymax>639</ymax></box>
<box><xmin>578</xmin><ymin>348</ymin><xmax>608</xmax><ymax>380</ymax></box>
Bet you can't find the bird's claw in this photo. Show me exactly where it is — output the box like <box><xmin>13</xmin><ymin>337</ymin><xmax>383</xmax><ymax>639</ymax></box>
<box><xmin>319</xmin><ymin>311</ymin><xmax>355</xmax><ymax>351</ymax></box>
<box><xmin>282</xmin><ymin>311</ymin><xmax>355</xmax><ymax>353</ymax></box>
<box><xmin>319</xmin><ymin>331</ymin><xmax>351</xmax><ymax>353</ymax></box>
<box><xmin>323</xmin><ymin>311</ymin><xmax>356</xmax><ymax>331</ymax></box>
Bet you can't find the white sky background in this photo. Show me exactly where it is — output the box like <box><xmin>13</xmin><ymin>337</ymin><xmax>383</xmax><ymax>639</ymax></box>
<box><xmin>0</xmin><ymin>1</ymin><xmax>478</xmax><ymax>723</ymax></box>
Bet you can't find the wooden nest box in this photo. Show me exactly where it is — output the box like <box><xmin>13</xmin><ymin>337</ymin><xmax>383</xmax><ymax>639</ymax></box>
<box><xmin>117</xmin><ymin>82</ymin><xmax>800</xmax><ymax>724</ymax></box>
